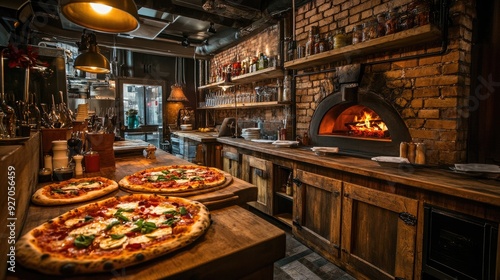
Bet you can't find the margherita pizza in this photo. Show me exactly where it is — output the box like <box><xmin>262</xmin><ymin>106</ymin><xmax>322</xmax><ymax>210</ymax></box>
<box><xmin>119</xmin><ymin>165</ymin><xmax>227</xmax><ymax>193</ymax></box>
<box><xmin>17</xmin><ymin>194</ymin><xmax>211</xmax><ymax>275</ymax></box>
<box><xmin>32</xmin><ymin>176</ymin><xmax>119</xmax><ymax>206</ymax></box>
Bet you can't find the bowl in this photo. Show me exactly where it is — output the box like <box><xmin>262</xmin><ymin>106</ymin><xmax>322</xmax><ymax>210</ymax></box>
<box><xmin>53</xmin><ymin>167</ymin><xmax>74</xmax><ymax>181</ymax></box>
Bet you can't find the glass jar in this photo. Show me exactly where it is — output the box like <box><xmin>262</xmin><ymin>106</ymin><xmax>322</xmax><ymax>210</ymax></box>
<box><xmin>352</xmin><ymin>24</ymin><xmax>363</xmax><ymax>45</ymax></box>
<box><xmin>377</xmin><ymin>13</ymin><xmax>387</xmax><ymax>36</ymax></box>
<box><xmin>305</xmin><ymin>30</ymin><xmax>314</xmax><ymax>56</ymax></box>
<box><xmin>362</xmin><ymin>20</ymin><xmax>378</xmax><ymax>42</ymax></box>
<box><xmin>313</xmin><ymin>34</ymin><xmax>320</xmax><ymax>55</ymax></box>
<box><xmin>413</xmin><ymin>3</ymin><xmax>431</xmax><ymax>26</ymax></box>
<box><xmin>385</xmin><ymin>8</ymin><xmax>400</xmax><ymax>35</ymax></box>
<box><xmin>333</xmin><ymin>30</ymin><xmax>347</xmax><ymax>49</ymax></box>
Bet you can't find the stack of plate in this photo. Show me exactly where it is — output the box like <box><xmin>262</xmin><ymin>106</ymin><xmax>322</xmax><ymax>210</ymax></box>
<box><xmin>180</xmin><ymin>124</ymin><xmax>192</xmax><ymax>131</ymax></box>
<box><xmin>241</xmin><ymin>128</ymin><xmax>260</xmax><ymax>140</ymax></box>
<box><xmin>75</xmin><ymin>103</ymin><xmax>88</xmax><ymax>121</ymax></box>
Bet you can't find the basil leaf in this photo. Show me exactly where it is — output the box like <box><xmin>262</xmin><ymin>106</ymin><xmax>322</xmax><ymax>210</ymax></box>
<box><xmin>84</xmin><ymin>215</ymin><xmax>94</xmax><ymax>222</ymax></box>
<box><xmin>163</xmin><ymin>210</ymin><xmax>178</xmax><ymax>215</ymax></box>
<box><xmin>163</xmin><ymin>217</ymin><xmax>179</xmax><ymax>226</ymax></box>
<box><xmin>117</xmin><ymin>208</ymin><xmax>134</xmax><ymax>213</ymax></box>
<box><xmin>105</xmin><ymin>220</ymin><xmax>120</xmax><ymax>230</ymax></box>
<box><xmin>74</xmin><ymin>234</ymin><xmax>95</xmax><ymax>248</ymax></box>
<box><xmin>114</xmin><ymin>212</ymin><xmax>130</xmax><ymax>222</ymax></box>
<box><xmin>52</xmin><ymin>188</ymin><xmax>66</xmax><ymax>194</ymax></box>
<box><xmin>190</xmin><ymin>176</ymin><xmax>204</xmax><ymax>181</ymax></box>
<box><xmin>110</xmin><ymin>234</ymin><xmax>125</xmax><ymax>239</ymax></box>
<box><xmin>179</xmin><ymin>207</ymin><xmax>187</xmax><ymax>215</ymax></box>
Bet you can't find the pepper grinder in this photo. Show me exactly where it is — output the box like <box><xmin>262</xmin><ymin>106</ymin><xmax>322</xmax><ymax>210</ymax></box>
<box><xmin>73</xmin><ymin>155</ymin><xmax>83</xmax><ymax>176</ymax></box>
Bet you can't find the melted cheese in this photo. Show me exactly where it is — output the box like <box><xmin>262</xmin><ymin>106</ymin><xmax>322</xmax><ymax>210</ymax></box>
<box><xmin>146</xmin><ymin>227</ymin><xmax>172</xmax><ymax>238</ymax></box>
<box><xmin>99</xmin><ymin>236</ymin><xmax>128</xmax><ymax>250</ymax></box>
<box><xmin>79</xmin><ymin>182</ymin><xmax>102</xmax><ymax>189</ymax></box>
<box><xmin>175</xmin><ymin>179</ymin><xmax>189</xmax><ymax>184</ymax></box>
<box><xmin>146</xmin><ymin>216</ymin><xmax>167</xmax><ymax>226</ymax></box>
<box><xmin>150</xmin><ymin>205</ymin><xmax>176</xmax><ymax>215</ymax></box>
<box><xmin>128</xmin><ymin>234</ymin><xmax>154</xmax><ymax>244</ymax></box>
<box><xmin>64</xmin><ymin>218</ymin><xmax>84</xmax><ymax>227</ymax></box>
<box><xmin>69</xmin><ymin>221</ymin><xmax>108</xmax><ymax>236</ymax></box>
<box><xmin>116</xmin><ymin>202</ymin><xmax>139</xmax><ymax>210</ymax></box>
<box><xmin>61</xmin><ymin>185</ymin><xmax>80</xmax><ymax>191</ymax></box>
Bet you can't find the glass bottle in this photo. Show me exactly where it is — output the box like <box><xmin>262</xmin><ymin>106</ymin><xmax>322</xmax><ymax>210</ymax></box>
<box><xmin>385</xmin><ymin>8</ymin><xmax>400</xmax><ymax>35</ymax></box>
<box><xmin>282</xmin><ymin>75</ymin><xmax>291</xmax><ymax>102</ymax></box>
<box><xmin>362</xmin><ymin>20</ymin><xmax>379</xmax><ymax>41</ymax></box>
<box><xmin>333</xmin><ymin>29</ymin><xmax>347</xmax><ymax>49</ymax></box>
<box><xmin>305</xmin><ymin>29</ymin><xmax>314</xmax><ymax>56</ymax></box>
<box><xmin>0</xmin><ymin>97</ymin><xmax>17</xmax><ymax>138</ymax></box>
<box><xmin>377</xmin><ymin>13</ymin><xmax>387</xmax><ymax>36</ymax></box>
<box><xmin>313</xmin><ymin>34</ymin><xmax>321</xmax><ymax>55</ymax></box>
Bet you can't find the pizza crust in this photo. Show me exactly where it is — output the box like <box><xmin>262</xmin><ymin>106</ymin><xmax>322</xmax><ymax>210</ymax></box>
<box><xmin>31</xmin><ymin>176</ymin><xmax>119</xmax><ymax>206</ymax></box>
<box><xmin>17</xmin><ymin>194</ymin><xmax>211</xmax><ymax>275</ymax></box>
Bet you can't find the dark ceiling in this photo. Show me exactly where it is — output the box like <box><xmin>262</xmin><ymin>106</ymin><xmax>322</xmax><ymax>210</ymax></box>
<box><xmin>0</xmin><ymin>0</ymin><xmax>309</xmax><ymax>59</ymax></box>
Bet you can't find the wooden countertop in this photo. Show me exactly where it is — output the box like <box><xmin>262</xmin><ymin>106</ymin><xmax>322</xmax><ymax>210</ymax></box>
<box><xmin>8</xmin><ymin>205</ymin><xmax>286</xmax><ymax>280</ymax></box>
<box><xmin>216</xmin><ymin>137</ymin><xmax>500</xmax><ymax>207</ymax></box>
<box><xmin>171</xmin><ymin>131</ymin><xmax>219</xmax><ymax>143</ymax></box>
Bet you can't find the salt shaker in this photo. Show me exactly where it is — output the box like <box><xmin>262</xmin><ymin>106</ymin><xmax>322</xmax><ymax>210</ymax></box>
<box><xmin>407</xmin><ymin>142</ymin><xmax>416</xmax><ymax>164</ymax></box>
<box><xmin>73</xmin><ymin>155</ymin><xmax>83</xmax><ymax>176</ymax></box>
<box><xmin>399</xmin><ymin>142</ymin><xmax>408</xmax><ymax>159</ymax></box>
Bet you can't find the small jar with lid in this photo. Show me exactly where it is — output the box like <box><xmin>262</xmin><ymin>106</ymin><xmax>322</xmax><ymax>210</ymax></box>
<box><xmin>333</xmin><ymin>29</ymin><xmax>347</xmax><ymax>49</ymax></box>
<box><xmin>377</xmin><ymin>13</ymin><xmax>387</xmax><ymax>36</ymax></box>
<box><xmin>305</xmin><ymin>29</ymin><xmax>314</xmax><ymax>56</ymax></box>
<box><xmin>362</xmin><ymin>20</ymin><xmax>378</xmax><ymax>42</ymax></box>
<box><xmin>352</xmin><ymin>25</ymin><xmax>363</xmax><ymax>45</ymax></box>
<box><xmin>413</xmin><ymin>2</ymin><xmax>431</xmax><ymax>26</ymax></box>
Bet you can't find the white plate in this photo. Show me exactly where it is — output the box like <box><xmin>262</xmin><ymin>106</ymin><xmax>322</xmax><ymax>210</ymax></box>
<box><xmin>311</xmin><ymin>147</ymin><xmax>339</xmax><ymax>153</ymax></box>
<box><xmin>251</xmin><ymin>139</ymin><xmax>275</xmax><ymax>143</ymax></box>
<box><xmin>454</xmin><ymin>164</ymin><xmax>500</xmax><ymax>173</ymax></box>
<box><xmin>272</xmin><ymin>140</ymin><xmax>299</xmax><ymax>147</ymax></box>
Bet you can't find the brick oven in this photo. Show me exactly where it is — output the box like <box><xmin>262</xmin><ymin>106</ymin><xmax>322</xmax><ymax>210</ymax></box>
<box><xmin>309</xmin><ymin>64</ymin><xmax>412</xmax><ymax>158</ymax></box>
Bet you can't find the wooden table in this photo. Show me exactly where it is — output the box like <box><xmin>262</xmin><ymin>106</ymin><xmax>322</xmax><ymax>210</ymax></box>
<box><xmin>6</xmin><ymin>147</ymin><xmax>286</xmax><ymax>279</ymax></box>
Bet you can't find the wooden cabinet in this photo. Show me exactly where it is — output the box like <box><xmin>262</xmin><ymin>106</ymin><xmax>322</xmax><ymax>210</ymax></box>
<box><xmin>293</xmin><ymin>169</ymin><xmax>343</xmax><ymax>259</ymax></box>
<box><xmin>243</xmin><ymin>154</ymin><xmax>273</xmax><ymax>215</ymax></box>
<box><xmin>221</xmin><ymin>145</ymin><xmax>241</xmax><ymax>178</ymax></box>
<box><xmin>341</xmin><ymin>182</ymin><xmax>418</xmax><ymax>280</ymax></box>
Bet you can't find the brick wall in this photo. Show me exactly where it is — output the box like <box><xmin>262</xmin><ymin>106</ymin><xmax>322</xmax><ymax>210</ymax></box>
<box><xmin>207</xmin><ymin>0</ymin><xmax>476</xmax><ymax>165</ymax></box>
<box><xmin>293</xmin><ymin>0</ymin><xmax>475</xmax><ymax>165</ymax></box>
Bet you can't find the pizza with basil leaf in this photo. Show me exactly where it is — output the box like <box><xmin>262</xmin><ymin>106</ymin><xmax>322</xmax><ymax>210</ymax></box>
<box><xmin>118</xmin><ymin>165</ymin><xmax>227</xmax><ymax>194</ymax></box>
<box><xmin>16</xmin><ymin>194</ymin><xmax>211</xmax><ymax>275</ymax></box>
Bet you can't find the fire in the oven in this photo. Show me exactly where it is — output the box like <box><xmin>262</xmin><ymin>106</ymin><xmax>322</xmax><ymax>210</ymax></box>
<box><xmin>346</xmin><ymin>111</ymin><xmax>389</xmax><ymax>138</ymax></box>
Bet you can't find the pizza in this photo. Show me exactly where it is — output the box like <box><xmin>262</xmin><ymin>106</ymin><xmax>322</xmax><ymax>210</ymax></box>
<box><xmin>31</xmin><ymin>176</ymin><xmax>119</xmax><ymax>206</ymax></box>
<box><xmin>118</xmin><ymin>165</ymin><xmax>227</xmax><ymax>193</ymax></box>
<box><xmin>16</xmin><ymin>194</ymin><xmax>211</xmax><ymax>275</ymax></box>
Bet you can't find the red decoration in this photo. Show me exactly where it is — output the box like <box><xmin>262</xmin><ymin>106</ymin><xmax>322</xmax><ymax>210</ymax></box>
<box><xmin>6</xmin><ymin>44</ymin><xmax>49</xmax><ymax>69</ymax></box>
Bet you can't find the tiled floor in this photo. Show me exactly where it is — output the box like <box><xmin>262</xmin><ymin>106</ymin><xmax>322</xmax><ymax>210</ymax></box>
<box><xmin>273</xmin><ymin>231</ymin><xmax>355</xmax><ymax>280</ymax></box>
<box><xmin>249</xmin><ymin>208</ymin><xmax>356</xmax><ymax>280</ymax></box>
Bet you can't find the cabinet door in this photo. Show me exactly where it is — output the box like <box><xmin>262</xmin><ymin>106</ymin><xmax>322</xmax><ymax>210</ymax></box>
<box><xmin>242</xmin><ymin>154</ymin><xmax>273</xmax><ymax>215</ymax></box>
<box><xmin>342</xmin><ymin>182</ymin><xmax>418</xmax><ymax>280</ymax></box>
<box><xmin>293</xmin><ymin>169</ymin><xmax>342</xmax><ymax>259</ymax></box>
<box><xmin>222</xmin><ymin>145</ymin><xmax>240</xmax><ymax>178</ymax></box>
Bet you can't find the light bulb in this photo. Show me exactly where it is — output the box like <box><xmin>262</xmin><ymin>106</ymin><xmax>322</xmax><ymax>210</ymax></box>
<box><xmin>90</xmin><ymin>3</ymin><xmax>112</xmax><ymax>14</ymax></box>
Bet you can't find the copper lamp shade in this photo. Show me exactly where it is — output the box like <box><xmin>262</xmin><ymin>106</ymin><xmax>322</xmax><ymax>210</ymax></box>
<box><xmin>74</xmin><ymin>31</ymin><xmax>111</xmax><ymax>74</ymax></box>
<box><xmin>167</xmin><ymin>84</ymin><xmax>189</xmax><ymax>102</ymax></box>
<box><xmin>60</xmin><ymin>0</ymin><xmax>139</xmax><ymax>33</ymax></box>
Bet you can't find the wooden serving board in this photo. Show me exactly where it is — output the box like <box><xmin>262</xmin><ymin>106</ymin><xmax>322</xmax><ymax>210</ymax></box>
<box><xmin>119</xmin><ymin>173</ymin><xmax>234</xmax><ymax>197</ymax></box>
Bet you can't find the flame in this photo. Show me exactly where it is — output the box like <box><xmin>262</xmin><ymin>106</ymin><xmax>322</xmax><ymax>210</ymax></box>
<box><xmin>349</xmin><ymin>111</ymin><xmax>388</xmax><ymax>138</ymax></box>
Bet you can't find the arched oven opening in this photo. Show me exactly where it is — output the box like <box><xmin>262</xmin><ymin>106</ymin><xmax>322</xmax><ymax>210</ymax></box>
<box><xmin>309</xmin><ymin>90</ymin><xmax>411</xmax><ymax>158</ymax></box>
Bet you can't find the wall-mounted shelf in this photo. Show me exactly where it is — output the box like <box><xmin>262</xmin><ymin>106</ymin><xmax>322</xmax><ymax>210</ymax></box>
<box><xmin>198</xmin><ymin>67</ymin><xmax>284</xmax><ymax>90</ymax></box>
<box><xmin>284</xmin><ymin>24</ymin><xmax>442</xmax><ymax>70</ymax></box>
<box><xmin>198</xmin><ymin>101</ymin><xmax>290</xmax><ymax>110</ymax></box>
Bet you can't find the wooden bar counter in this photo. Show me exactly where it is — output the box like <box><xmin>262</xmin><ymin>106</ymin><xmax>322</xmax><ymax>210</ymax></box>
<box><xmin>5</xmin><ymin>142</ymin><xmax>286</xmax><ymax>280</ymax></box>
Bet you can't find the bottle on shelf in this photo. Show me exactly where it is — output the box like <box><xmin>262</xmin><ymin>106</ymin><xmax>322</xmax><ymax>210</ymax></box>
<box><xmin>286</xmin><ymin>172</ymin><xmax>293</xmax><ymax>196</ymax></box>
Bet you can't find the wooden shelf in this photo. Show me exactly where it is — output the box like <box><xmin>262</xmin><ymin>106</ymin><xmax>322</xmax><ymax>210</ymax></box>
<box><xmin>275</xmin><ymin>191</ymin><xmax>293</xmax><ymax>201</ymax></box>
<box><xmin>198</xmin><ymin>101</ymin><xmax>290</xmax><ymax>110</ymax></box>
<box><xmin>284</xmin><ymin>24</ymin><xmax>442</xmax><ymax>70</ymax></box>
<box><xmin>198</xmin><ymin>67</ymin><xmax>284</xmax><ymax>90</ymax></box>
<box><xmin>274</xmin><ymin>213</ymin><xmax>293</xmax><ymax>227</ymax></box>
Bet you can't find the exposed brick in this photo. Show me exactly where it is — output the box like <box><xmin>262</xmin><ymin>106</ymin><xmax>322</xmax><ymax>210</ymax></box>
<box><xmin>409</xmin><ymin>129</ymin><xmax>439</xmax><ymax>140</ymax></box>
<box><xmin>385</xmin><ymin>70</ymin><xmax>404</xmax><ymax>80</ymax></box>
<box><xmin>406</xmin><ymin>118</ymin><xmax>425</xmax><ymax>129</ymax></box>
<box><xmin>301</xmin><ymin>95</ymin><xmax>314</xmax><ymax>102</ymax></box>
<box><xmin>415</xmin><ymin>76</ymin><xmax>459</xmax><ymax>87</ymax></box>
<box><xmin>401</xmin><ymin>108</ymin><xmax>417</xmax><ymax>118</ymax></box>
<box><xmin>424</xmin><ymin>98</ymin><xmax>458</xmax><ymax>108</ymax></box>
<box><xmin>439</xmin><ymin>130</ymin><xmax>458</xmax><ymax>141</ymax></box>
<box><xmin>413</xmin><ymin>87</ymin><xmax>439</xmax><ymax>98</ymax></box>
<box><xmin>418</xmin><ymin>109</ymin><xmax>440</xmax><ymax>119</ymax></box>
<box><xmin>296</xmin><ymin>102</ymin><xmax>311</xmax><ymax>109</ymax></box>
<box><xmin>411</xmin><ymin>98</ymin><xmax>424</xmax><ymax>108</ymax></box>
<box><xmin>419</xmin><ymin>56</ymin><xmax>441</xmax><ymax>66</ymax></box>
<box><xmin>405</xmin><ymin>66</ymin><xmax>441</xmax><ymax>78</ymax></box>
<box><xmin>442</xmin><ymin>50</ymin><xmax>461</xmax><ymax>63</ymax></box>
<box><xmin>424</xmin><ymin>120</ymin><xmax>458</xmax><ymax>130</ymax></box>
<box><xmin>439</xmin><ymin>150</ymin><xmax>461</xmax><ymax>164</ymax></box>
<box><xmin>440</xmin><ymin>86</ymin><xmax>461</xmax><ymax>97</ymax></box>
<box><xmin>392</xmin><ymin>59</ymin><xmax>418</xmax><ymax>69</ymax></box>
<box><xmin>435</xmin><ymin>140</ymin><xmax>457</xmax><ymax>151</ymax></box>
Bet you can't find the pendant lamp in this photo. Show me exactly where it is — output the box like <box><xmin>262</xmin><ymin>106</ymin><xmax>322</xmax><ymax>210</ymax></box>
<box><xmin>167</xmin><ymin>57</ymin><xmax>189</xmax><ymax>102</ymax></box>
<box><xmin>60</xmin><ymin>0</ymin><xmax>139</xmax><ymax>33</ymax></box>
<box><xmin>74</xmin><ymin>30</ymin><xmax>110</xmax><ymax>74</ymax></box>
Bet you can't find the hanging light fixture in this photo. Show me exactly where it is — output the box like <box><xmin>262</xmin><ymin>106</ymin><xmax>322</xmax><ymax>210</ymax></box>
<box><xmin>74</xmin><ymin>30</ymin><xmax>110</xmax><ymax>74</ymax></box>
<box><xmin>60</xmin><ymin>0</ymin><xmax>139</xmax><ymax>33</ymax></box>
<box><xmin>167</xmin><ymin>57</ymin><xmax>189</xmax><ymax>102</ymax></box>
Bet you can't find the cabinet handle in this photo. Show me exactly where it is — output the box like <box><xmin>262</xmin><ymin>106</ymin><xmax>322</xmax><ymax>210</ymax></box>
<box><xmin>332</xmin><ymin>190</ymin><xmax>340</xmax><ymax>197</ymax></box>
<box><xmin>292</xmin><ymin>177</ymin><xmax>302</xmax><ymax>187</ymax></box>
<box><xmin>344</xmin><ymin>192</ymin><xmax>350</xmax><ymax>198</ymax></box>
<box><xmin>333</xmin><ymin>244</ymin><xmax>340</xmax><ymax>249</ymax></box>
<box><xmin>254</xmin><ymin>168</ymin><xmax>267</xmax><ymax>179</ymax></box>
<box><xmin>399</xmin><ymin>212</ymin><xmax>417</xmax><ymax>226</ymax></box>
<box><xmin>341</xmin><ymin>248</ymin><xmax>349</xmax><ymax>254</ymax></box>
